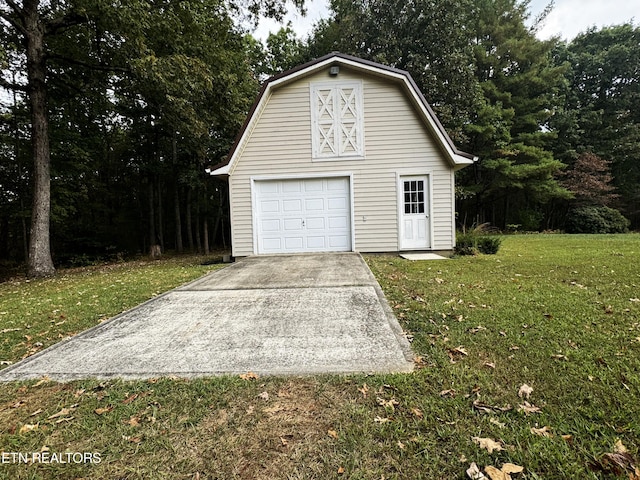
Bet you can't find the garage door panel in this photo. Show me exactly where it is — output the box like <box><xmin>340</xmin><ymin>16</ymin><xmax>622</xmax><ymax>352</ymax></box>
<box><xmin>305</xmin><ymin>179</ymin><xmax>324</xmax><ymax>192</ymax></box>
<box><xmin>328</xmin><ymin>216</ymin><xmax>347</xmax><ymax>229</ymax></box>
<box><xmin>262</xmin><ymin>238</ymin><xmax>282</xmax><ymax>251</ymax></box>
<box><xmin>284</xmin><ymin>237</ymin><xmax>304</xmax><ymax>249</ymax></box>
<box><xmin>329</xmin><ymin>235</ymin><xmax>349</xmax><ymax>248</ymax></box>
<box><xmin>260</xmin><ymin>200</ymin><xmax>280</xmax><ymax>213</ymax></box>
<box><xmin>306</xmin><ymin>217</ymin><xmax>325</xmax><ymax>229</ymax></box>
<box><xmin>282</xmin><ymin>181</ymin><xmax>302</xmax><ymax>193</ymax></box>
<box><xmin>327</xmin><ymin>178</ymin><xmax>347</xmax><ymax>190</ymax></box>
<box><xmin>283</xmin><ymin>199</ymin><xmax>303</xmax><ymax>212</ymax></box>
<box><xmin>255</xmin><ymin>177</ymin><xmax>351</xmax><ymax>254</ymax></box>
<box><xmin>284</xmin><ymin>218</ymin><xmax>303</xmax><ymax>230</ymax></box>
<box><xmin>305</xmin><ymin>198</ymin><xmax>324</xmax><ymax>210</ymax></box>
<box><xmin>328</xmin><ymin>197</ymin><xmax>347</xmax><ymax>210</ymax></box>
<box><xmin>261</xmin><ymin>219</ymin><xmax>281</xmax><ymax>232</ymax></box>
<box><xmin>307</xmin><ymin>236</ymin><xmax>326</xmax><ymax>248</ymax></box>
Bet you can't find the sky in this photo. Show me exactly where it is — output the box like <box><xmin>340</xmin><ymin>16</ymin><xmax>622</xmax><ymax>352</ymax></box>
<box><xmin>253</xmin><ymin>0</ymin><xmax>639</xmax><ymax>43</ymax></box>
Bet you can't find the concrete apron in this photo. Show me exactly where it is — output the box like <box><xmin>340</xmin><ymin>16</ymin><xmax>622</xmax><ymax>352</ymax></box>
<box><xmin>0</xmin><ymin>253</ymin><xmax>414</xmax><ymax>382</ymax></box>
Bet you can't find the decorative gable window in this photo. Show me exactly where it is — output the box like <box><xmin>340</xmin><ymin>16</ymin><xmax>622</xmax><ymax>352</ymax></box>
<box><xmin>311</xmin><ymin>82</ymin><xmax>364</xmax><ymax>159</ymax></box>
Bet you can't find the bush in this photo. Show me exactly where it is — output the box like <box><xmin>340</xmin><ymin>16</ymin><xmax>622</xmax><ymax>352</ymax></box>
<box><xmin>565</xmin><ymin>206</ymin><xmax>630</xmax><ymax>234</ymax></box>
<box><xmin>455</xmin><ymin>232</ymin><xmax>502</xmax><ymax>256</ymax></box>
<box><xmin>477</xmin><ymin>236</ymin><xmax>502</xmax><ymax>254</ymax></box>
<box><xmin>454</xmin><ymin>232</ymin><xmax>478</xmax><ymax>256</ymax></box>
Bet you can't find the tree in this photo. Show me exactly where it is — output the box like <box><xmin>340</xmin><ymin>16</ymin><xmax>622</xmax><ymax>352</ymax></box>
<box><xmin>303</xmin><ymin>0</ymin><xmax>482</xmax><ymax>142</ymax></box>
<box><xmin>561</xmin><ymin>152</ymin><xmax>617</xmax><ymax>207</ymax></box>
<box><xmin>458</xmin><ymin>0</ymin><xmax>570</xmax><ymax>229</ymax></box>
<box><xmin>551</xmin><ymin>24</ymin><xmax>640</xmax><ymax>227</ymax></box>
<box><xmin>0</xmin><ymin>0</ymin><xmax>304</xmax><ymax>276</ymax></box>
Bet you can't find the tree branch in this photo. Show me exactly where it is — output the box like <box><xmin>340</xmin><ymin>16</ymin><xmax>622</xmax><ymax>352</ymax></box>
<box><xmin>48</xmin><ymin>53</ymin><xmax>131</xmax><ymax>74</ymax></box>
<box><xmin>45</xmin><ymin>11</ymin><xmax>88</xmax><ymax>35</ymax></box>
<box><xmin>0</xmin><ymin>8</ymin><xmax>27</xmax><ymax>37</ymax></box>
<box><xmin>0</xmin><ymin>74</ymin><xmax>28</xmax><ymax>92</ymax></box>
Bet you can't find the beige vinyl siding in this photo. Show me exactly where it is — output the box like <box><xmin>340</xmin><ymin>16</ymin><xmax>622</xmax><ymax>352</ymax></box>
<box><xmin>229</xmin><ymin>67</ymin><xmax>455</xmax><ymax>256</ymax></box>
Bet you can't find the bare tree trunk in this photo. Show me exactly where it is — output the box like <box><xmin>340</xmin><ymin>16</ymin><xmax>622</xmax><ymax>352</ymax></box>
<box><xmin>174</xmin><ymin>187</ymin><xmax>183</xmax><ymax>253</ymax></box>
<box><xmin>203</xmin><ymin>219</ymin><xmax>209</xmax><ymax>255</ymax></box>
<box><xmin>186</xmin><ymin>188</ymin><xmax>194</xmax><ymax>251</ymax></box>
<box><xmin>195</xmin><ymin>201</ymin><xmax>202</xmax><ymax>253</ymax></box>
<box><xmin>157</xmin><ymin>180</ymin><xmax>164</xmax><ymax>252</ymax></box>
<box><xmin>172</xmin><ymin>133</ymin><xmax>183</xmax><ymax>253</ymax></box>
<box><xmin>148</xmin><ymin>179</ymin><xmax>156</xmax><ymax>246</ymax></box>
<box><xmin>24</xmin><ymin>0</ymin><xmax>55</xmax><ymax>277</ymax></box>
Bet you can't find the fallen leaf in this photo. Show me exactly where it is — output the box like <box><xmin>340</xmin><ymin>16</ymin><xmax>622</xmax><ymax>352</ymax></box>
<box><xmin>490</xmin><ymin>417</ymin><xmax>506</xmax><ymax>428</ymax></box>
<box><xmin>122</xmin><ymin>435</ymin><xmax>142</xmax><ymax>443</ymax></box>
<box><xmin>451</xmin><ymin>346</ymin><xmax>468</xmax><ymax>356</ymax></box>
<box><xmin>615</xmin><ymin>439</ymin><xmax>628</xmax><ymax>454</ymax></box>
<box><xmin>74</xmin><ymin>389</ymin><xmax>86</xmax><ymax>398</ymax></box>
<box><xmin>258</xmin><ymin>391</ymin><xmax>269</xmax><ymax>401</ymax></box>
<box><xmin>327</xmin><ymin>429</ymin><xmax>339</xmax><ymax>439</ymax></box>
<box><xmin>374</xmin><ymin>416</ymin><xmax>391</xmax><ymax>424</ymax></box>
<box><xmin>440</xmin><ymin>389</ymin><xmax>456</xmax><ymax>397</ymax></box>
<box><xmin>473</xmin><ymin>437</ymin><xmax>504</xmax><ymax>454</ymax></box>
<box><xmin>280</xmin><ymin>436</ymin><xmax>288</xmax><ymax>446</ymax></box>
<box><xmin>48</xmin><ymin>405</ymin><xmax>78</xmax><ymax>420</ymax></box>
<box><xmin>239</xmin><ymin>372</ymin><xmax>258</xmax><ymax>381</ymax></box>
<box><xmin>469</xmin><ymin>326</ymin><xmax>487</xmax><ymax>334</ymax></box>
<box><xmin>551</xmin><ymin>354</ymin><xmax>568</xmax><ymax>361</ymax></box>
<box><xmin>33</xmin><ymin>376</ymin><xmax>51</xmax><ymax>387</ymax></box>
<box><xmin>94</xmin><ymin>406</ymin><xmax>113</xmax><ymax>415</ymax></box>
<box><xmin>518</xmin><ymin>402</ymin><xmax>541</xmax><ymax>415</ymax></box>
<box><xmin>19</xmin><ymin>423</ymin><xmax>39</xmax><ymax>434</ymax></box>
<box><xmin>397</xmin><ymin>440</ymin><xmax>406</xmax><ymax>449</ymax></box>
<box><xmin>485</xmin><ymin>466</ymin><xmax>509</xmax><ymax>480</ymax></box>
<box><xmin>467</xmin><ymin>462</ymin><xmax>488</xmax><ymax>479</ymax></box>
<box><xmin>484</xmin><ymin>362</ymin><xmax>496</xmax><ymax>369</ymax></box>
<box><xmin>55</xmin><ymin>416</ymin><xmax>74</xmax><ymax>424</ymax></box>
<box><xmin>29</xmin><ymin>409</ymin><xmax>43</xmax><ymax>417</ymax></box>
<box><xmin>123</xmin><ymin>393</ymin><xmax>139</xmax><ymax>404</ymax></box>
<box><xmin>501</xmin><ymin>463</ymin><xmax>524</xmax><ymax>474</ymax></box>
<box><xmin>358</xmin><ymin>383</ymin><xmax>369</xmax><ymax>398</ymax></box>
<box><xmin>531</xmin><ymin>426</ymin><xmax>552</xmax><ymax>437</ymax></box>
<box><xmin>410</xmin><ymin>407</ymin><xmax>423</xmax><ymax>418</ymax></box>
<box><xmin>377</xmin><ymin>397</ymin><xmax>399</xmax><ymax>410</ymax></box>
<box><xmin>509</xmin><ymin>346</ymin><xmax>520</xmax><ymax>351</ymax></box>
<box><xmin>518</xmin><ymin>384</ymin><xmax>533</xmax><ymax>400</ymax></box>
<box><xmin>435</xmin><ymin>277</ymin><xmax>445</xmax><ymax>284</ymax></box>
<box><xmin>337</xmin><ymin>466</ymin><xmax>345</xmax><ymax>474</ymax></box>
<box><xmin>473</xmin><ymin>399</ymin><xmax>513</xmax><ymax>414</ymax></box>
<box><xmin>127</xmin><ymin>416</ymin><xmax>140</xmax><ymax>427</ymax></box>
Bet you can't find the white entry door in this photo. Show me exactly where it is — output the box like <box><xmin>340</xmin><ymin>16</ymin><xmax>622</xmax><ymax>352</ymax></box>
<box><xmin>399</xmin><ymin>175</ymin><xmax>430</xmax><ymax>249</ymax></box>
<box><xmin>255</xmin><ymin>177</ymin><xmax>352</xmax><ymax>254</ymax></box>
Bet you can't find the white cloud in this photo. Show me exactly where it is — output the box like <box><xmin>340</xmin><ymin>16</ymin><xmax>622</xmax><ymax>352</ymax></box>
<box><xmin>254</xmin><ymin>0</ymin><xmax>638</xmax><ymax>44</ymax></box>
<box><xmin>252</xmin><ymin>0</ymin><xmax>329</xmax><ymax>42</ymax></box>
<box><xmin>530</xmin><ymin>0</ymin><xmax>638</xmax><ymax>40</ymax></box>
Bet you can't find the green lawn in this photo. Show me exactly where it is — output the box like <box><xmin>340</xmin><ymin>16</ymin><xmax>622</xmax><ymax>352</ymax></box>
<box><xmin>0</xmin><ymin>236</ymin><xmax>638</xmax><ymax>479</ymax></box>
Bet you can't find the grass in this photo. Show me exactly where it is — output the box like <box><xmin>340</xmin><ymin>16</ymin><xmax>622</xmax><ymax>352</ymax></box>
<box><xmin>0</xmin><ymin>236</ymin><xmax>639</xmax><ymax>479</ymax></box>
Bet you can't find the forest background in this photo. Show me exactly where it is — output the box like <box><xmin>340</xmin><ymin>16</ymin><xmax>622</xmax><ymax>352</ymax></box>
<box><xmin>1</xmin><ymin>0</ymin><xmax>638</xmax><ymax>276</ymax></box>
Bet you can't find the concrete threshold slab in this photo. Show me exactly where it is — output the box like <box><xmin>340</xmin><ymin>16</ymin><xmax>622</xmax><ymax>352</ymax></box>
<box><xmin>400</xmin><ymin>253</ymin><xmax>449</xmax><ymax>261</ymax></box>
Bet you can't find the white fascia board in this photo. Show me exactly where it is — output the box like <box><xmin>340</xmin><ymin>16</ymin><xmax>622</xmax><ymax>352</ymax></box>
<box><xmin>208</xmin><ymin>164</ymin><xmax>230</xmax><ymax>176</ymax></box>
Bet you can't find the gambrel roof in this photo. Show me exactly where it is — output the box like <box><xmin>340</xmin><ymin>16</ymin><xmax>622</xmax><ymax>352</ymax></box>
<box><xmin>207</xmin><ymin>52</ymin><xmax>477</xmax><ymax>175</ymax></box>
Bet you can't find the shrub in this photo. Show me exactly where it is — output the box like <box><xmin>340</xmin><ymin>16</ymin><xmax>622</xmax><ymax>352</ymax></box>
<box><xmin>565</xmin><ymin>206</ymin><xmax>630</xmax><ymax>234</ymax></box>
<box><xmin>455</xmin><ymin>232</ymin><xmax>502</xmax><ymax>256</ymax></box>
<box><xmin>454</xmin><ymin>232</ymin><xmax>478</xmax><ymax>256</ymax></box>
<box><xmin>477</xmin><ymin>236</ymin><xmax>502</xmax><ymax>254</ymax></box>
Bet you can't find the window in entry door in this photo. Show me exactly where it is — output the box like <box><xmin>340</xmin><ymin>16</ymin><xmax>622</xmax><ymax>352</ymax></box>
<box><xmin>403</xmin><ymin>180</ymin><xmax>425</xmax><ymax>214</ymax></box>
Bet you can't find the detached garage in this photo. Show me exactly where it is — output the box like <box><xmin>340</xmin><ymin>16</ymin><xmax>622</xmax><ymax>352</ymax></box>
<box><xmin>208</xmin><ymin>53</ymin><xmax>476</xmax><ymax>257</ymax></box>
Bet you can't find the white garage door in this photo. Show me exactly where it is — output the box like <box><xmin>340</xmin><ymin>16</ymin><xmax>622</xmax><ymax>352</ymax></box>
<box><xmin>255</xmin><ymin>177</ymin><xmax>352</xmax><ymax>254</ymax></box>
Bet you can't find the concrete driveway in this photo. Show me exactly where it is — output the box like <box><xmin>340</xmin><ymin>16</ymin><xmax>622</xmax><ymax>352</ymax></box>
<box><xmin>0</xmin><ymin>253</ymin><xmax>413</xmax><ymax>381</ymax></box>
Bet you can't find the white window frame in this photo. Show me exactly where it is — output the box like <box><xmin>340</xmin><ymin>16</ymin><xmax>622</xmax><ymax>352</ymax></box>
<box><xmin>310</xmin><ymin>81</ymin><xmax>365</xmax><ymax>160</ymax></box>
